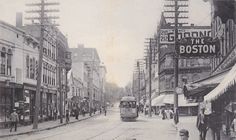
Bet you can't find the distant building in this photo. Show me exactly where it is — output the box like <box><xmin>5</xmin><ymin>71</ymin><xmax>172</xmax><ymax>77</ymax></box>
<box><xmin>70</xmin><ymin>45</ymin><xmax>106</xmax><ymax>111</ymax></box>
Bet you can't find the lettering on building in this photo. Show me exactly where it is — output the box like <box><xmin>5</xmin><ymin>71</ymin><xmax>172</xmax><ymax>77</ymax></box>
<box><xmin>160</xmin><ymin>28</ymin><xmax>211</xmax><ymax>44</ymax></box>
<box><xmin>176</xmin><ymin>37</ymin><xmax>220</xmax><ymax>57</ymax></box>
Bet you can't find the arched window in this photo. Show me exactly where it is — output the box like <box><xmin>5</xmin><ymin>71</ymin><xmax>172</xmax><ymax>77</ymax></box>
<box><xmin>7</xmin><ymin>49</ymin><xmax>12</xmax><ymax>75</ymax></box>
<box><xmin>1</xmin><ymin>47</ymin><xmax>6</xmax><ymax>74</ymax></box>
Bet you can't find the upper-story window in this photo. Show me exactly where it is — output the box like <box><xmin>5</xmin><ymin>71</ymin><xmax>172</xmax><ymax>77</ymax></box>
<box><xmin>26</xmin><ymin>55</ymin><xmax>30</xmax><ymax>78</ymax></box>
<box><xmin>72</xmin><ymin>87</ymin><xmax>75</xmax><ymax>96</ymax></box>
<box><xmin>7</xmin><ymin>49</ymin><xmax>12</xmax><ymax>75</ymax></box>
<box><xmin>1</xmin><ymin>47</ymin><xmax>6</xmax><ymax>75</ymax></box>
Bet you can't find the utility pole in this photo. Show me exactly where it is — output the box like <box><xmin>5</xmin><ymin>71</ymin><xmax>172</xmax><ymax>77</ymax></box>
<box><xmin>144</xmin><ymin>38</ymin><xmax>157</xmax><ymax>117</ymax></box>
<box><xmin>132</xmin><ymin>72</ymin><xmax>135</xmax><ymax>97</ymax></box>
<box><xmin>137</xmin><ymin>61</ymin><xmax>141</xmax><ymax>107</ymax></box>
<box><xmin>164</xmin><ymin>0</ymin><xmax>188</xmax><ymax>124</ymax></box>
<box><xmin>58</xmin><ymin>67</ymin><xmax>63</xmax><ymax>123</ymax></box>
<box><xmin>148</xmin><ymin>39</ymin><xmax>152</xmax><ymax>118</ymax></box>
<box><xmin>25</xmin><ymin>0</ymin><xmax>59</xmax><ymax>129</ymax></box>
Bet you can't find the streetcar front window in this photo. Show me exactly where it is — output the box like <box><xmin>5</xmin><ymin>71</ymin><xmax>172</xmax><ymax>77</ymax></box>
<box><xmin>120</xmin><ymin>101</ymin><xmax>136</xmax><ymax>108</ymax></box>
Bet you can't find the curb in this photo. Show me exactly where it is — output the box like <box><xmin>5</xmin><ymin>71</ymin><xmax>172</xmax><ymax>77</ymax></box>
<box><xmin>0</xmin><ymin>113</ymin><xmax>100</xmax><ymax>138</ymax></box>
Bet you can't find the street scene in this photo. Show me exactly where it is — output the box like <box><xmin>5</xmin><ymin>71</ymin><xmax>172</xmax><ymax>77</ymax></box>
<box><xmin>2</xmin><ymin>104</ymin><xmax>178</xmax><ymax>140</ymax></box>
<box><xmin>1</xmin><ymin>0</ymin><xmax>236</xmax><ymax>140</ymax></box>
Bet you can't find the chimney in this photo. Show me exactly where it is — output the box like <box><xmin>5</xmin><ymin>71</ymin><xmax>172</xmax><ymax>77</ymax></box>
<box><xmin>16</xmin><ymin>12</ymin><xmax>23</xmax><ymax>27</ymax></box>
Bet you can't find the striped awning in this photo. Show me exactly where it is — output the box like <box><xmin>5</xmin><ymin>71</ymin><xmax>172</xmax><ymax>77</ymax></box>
<box><xmin>204</xmin><ymin>63</ymin><xmax>236</xmax><ymax>102</ymax></box>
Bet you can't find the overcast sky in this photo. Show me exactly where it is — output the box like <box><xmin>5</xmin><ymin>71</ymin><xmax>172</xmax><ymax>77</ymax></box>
<box><xmin>0</xmin><ymin>0</ymin><xmax>211</xmax><ymax>87</ymax></box>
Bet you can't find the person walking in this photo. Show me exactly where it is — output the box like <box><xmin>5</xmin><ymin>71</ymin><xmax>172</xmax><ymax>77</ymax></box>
<box><xmin>207</xmin><ymin>111</ymin><xmax>221</xmax><ymax>140</ymax></box>
<box><xmin>196</xmin><ymin>108</ymin><xmax>208</xmax><ymax>140</ymax></box>
<box><xmin>53</xmin><ymin>109</ymin><xmax>57</xmax><ymax>120</ymax></box>
<box><xmin>65</xmin><ymin>110</ymin><xmax>70</xmax><ymax>124</ymax></box>
<box><xmin>75</xmin><ymin>107</ymin><xmax>79</xmax><ymax>120</ymax></box>
<box><xmin>10</xmin><ymin>109</ymin><xmax>19</xmax><ymax>132</ymax></box>
<box><xmin>104</xmin><ymin>107</ymin><xmax>107</xmax><ymax>116</ymax></box>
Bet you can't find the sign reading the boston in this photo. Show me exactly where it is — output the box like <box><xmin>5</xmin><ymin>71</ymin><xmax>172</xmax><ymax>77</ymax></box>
<box><xmin>177</xmin><ymin>37</ymin><xmax>220</xmax><ymax>57</ymax></box>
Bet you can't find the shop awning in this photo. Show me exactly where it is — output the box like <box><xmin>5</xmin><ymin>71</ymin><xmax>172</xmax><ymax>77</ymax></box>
<box><xmin>163</xmin><ymin>94</ymin><xmax>174</xmax><ymax>104</ymax></box>
<box><xmin>184</xmin><ymin>68</ymin><xmax>229</xmax><ymax>98</ymax></box>
<box><xmin>151</xmin><ymin>94</ymin><xmax>165</xmax><ymax>106</ymax></box>
<box><xmin>178</xmin><ymin>94</ymin><xmax>198</xmax><ymax>107</ymax></box>
<box><xmin>162</xmin><ymin>94</ymin><xmax>198</xmax><ymax>107</ymax></box>
<box><xmin>204</xmin><ymin>63</ymin><xmax>236</xmax><ymax>102</ymax></box>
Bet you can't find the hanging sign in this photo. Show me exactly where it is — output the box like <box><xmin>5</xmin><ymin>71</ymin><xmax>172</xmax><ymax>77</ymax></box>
<box><xmin>176</xmin><ymin>37</ymin><xmax>220</xmax><ymax>57</ymax></box>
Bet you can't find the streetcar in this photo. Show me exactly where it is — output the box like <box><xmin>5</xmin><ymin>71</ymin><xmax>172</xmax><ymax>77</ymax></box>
<box><xmin>119</xmin><ymin>96</ymin><xmax>138</xmax><ymax>120</ymax></box>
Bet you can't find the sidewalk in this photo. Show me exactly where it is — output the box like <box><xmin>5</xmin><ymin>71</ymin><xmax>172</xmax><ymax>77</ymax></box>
<box><xmin>0</xmin><ymin>112</ymin><xmax>100</xmax><ymax>139</ymax></box>
<box><xmin>173</xmin><ymin>116</ymin><xmax>231</xmax><ymax>140</ymax></box>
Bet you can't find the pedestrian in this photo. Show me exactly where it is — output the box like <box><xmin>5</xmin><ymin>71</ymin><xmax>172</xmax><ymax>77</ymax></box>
<box><xmin>75</xmin><ymin>107</ymin><xmax>79</xmax><ymax>120</ymax></box>
<box><xmin>10</xmin><ymin>109</ymin><xmax>19</xmax><ymax>132</ymax></box>
<box><xmin>179</xmin><ymin>129</ymin><xmax>189</xmax><ymax>140</ymax></box>
<box><xmin>66</xmin><ymin>110</ymin><xmax>70</xmax><ymax>124</ymax></box>
<box><xmin>207</xmin><ymin>111</ymin><xmax>221</xmax><ymax>140</ymax></box>
<box><xmin>104</xmin><ymin>107</ymin><xmax>107</xmax><ymax>116</ymax></box>
<box><xmin>165</xmin><ymin>109</ymin><xmax>170</xmax><ymax>119</ymax></box>
<box><xmin>161</xmin><ymin>108</ymin><xmax>166</xmax><ymax>120</ymax></box>
<box><xmin>82</xmin><ymin>107</ymin><xmax>85</xmax><ymax>117</ymax></box>
<box><xmin>100</xmin><ymin>107</ymin><xmax>102</xmax><ymax>114</ymax></box>
<box><xmin>53</xmin><ymin>109</ymin><xmax>57</xmax><ymax>120</ymax></box>
<box><xmin>196</xmin><ymin>108</ymin><xmax>208</xmax><ymax>140</ymax></box>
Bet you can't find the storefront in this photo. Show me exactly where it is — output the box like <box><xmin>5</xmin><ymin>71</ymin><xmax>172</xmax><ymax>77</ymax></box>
<box><xmin>150</xmin><ymin>94</ymin><xmax>198</xmax><ymax>116</ymax></box>
<box><xmin>22</xmin><ymin>83</ymin><xmax>57</xmax><ymax>124</ymax></box>
<box><xmin>186</xmin><ymin>62</ymin><xmax>236</xmax><ymax>137</ymax></box>
<box><xmin>203</xmin><ymin>63</ymin><xmax>236</xmax><ymax>136</ymax></box>
<box><xmin>0</xmin><ymin>80</ymin><xmax>23</xmax><ymax>128</ymax></box>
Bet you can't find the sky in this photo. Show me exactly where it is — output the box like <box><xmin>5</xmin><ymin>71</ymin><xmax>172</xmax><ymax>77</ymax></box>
<box><xmin>0</xmin><ymin>0</ymin><xmax>211</xmax><ymax>87</ymax></box>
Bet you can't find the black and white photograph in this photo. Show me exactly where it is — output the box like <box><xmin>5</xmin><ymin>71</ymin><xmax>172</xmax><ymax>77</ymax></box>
<box><xmin>0</xmin><ymin>0</ymin><xmax>235</xmax><ymax>139</ymax></box>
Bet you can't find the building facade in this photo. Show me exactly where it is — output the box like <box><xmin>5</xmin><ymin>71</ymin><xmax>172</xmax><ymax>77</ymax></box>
<box><xmin>0</xmin><ymin>13</ymin><xmax>71</xmax><ymax>128</ymax></box>
<box><xmin>70</xmin><ymin>45</ymin><xmax>105</xmax><ymax>112</ymax></box>
<box><xmin>0</xmin><ymin>20</ymin><xmax>40</xmax><ymax>127</ymax></box>
<box><xmin>186</xmin><ymin>0</ymin><xmax>236</xmax><ymax>137</ymax></box>
<box><xmin>155</xmin><ymin>14</ymin><xmax>213</xmax><ymax>115</ymax></box>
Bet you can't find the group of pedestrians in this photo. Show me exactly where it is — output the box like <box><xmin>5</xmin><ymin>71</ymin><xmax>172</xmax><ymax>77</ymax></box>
<box><xmin>160</xmin><ymin>108</ymin><xmax>174</xmax><ymax>120</ymax></box>
<box><xmin>196</xmin><ymin>108</ymin><xmax>222</xmax><ymax>140</ymax></box>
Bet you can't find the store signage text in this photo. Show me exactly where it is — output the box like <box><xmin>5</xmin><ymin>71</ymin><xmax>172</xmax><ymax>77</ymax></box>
<box><xmin>160</xmin><ymin>28</ymin><xmax>211</xmax><ymax>44</ymax></box>
<box><xmin>176</xmin><ymin>37</ymin><xmax>220</xmax><ymax>57</ymax></box>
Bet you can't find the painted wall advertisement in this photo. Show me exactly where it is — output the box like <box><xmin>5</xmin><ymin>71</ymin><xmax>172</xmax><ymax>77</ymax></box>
<box><xmin>159</xmin><ymin>28</ymin><xmax>211</xmax><ymax>44</ymax></box>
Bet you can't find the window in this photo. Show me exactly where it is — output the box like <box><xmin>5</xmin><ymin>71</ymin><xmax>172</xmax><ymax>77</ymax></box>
<box><xmin>29</xmin><ymin>58</ymin><xmax>34</xmax><ymax>79</ymax></box>
<box><xmin>72</xmin><ymin>87</ymin><xmax>74</xmax><ymax>96</ymax></box>
<box><xmin>7</xmin><ymin>49</ymin><xmax>12</xmax><ymax>75</ymax></box>
<box><xmin>35</xmin><ymin>60</ymin><xmax>38</xmax><ymax>79</ymax></box>
<box><xmin>26</xmin><ymin>55</ymin><xmax>30</xmax><ymax>78</ymax></box>
<box><xmin>1</xmin><ymin>47</ymin><xmax>6</xmax><ymax>75</ymax></box>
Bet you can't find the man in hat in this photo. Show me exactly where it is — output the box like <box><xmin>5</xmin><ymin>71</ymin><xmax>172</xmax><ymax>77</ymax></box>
<box><xmin>10</xmin><ymin>109</ymin><xmax>19</xmax><ymax>132</ymax></box>
<box><xmin>179</xmin><ymin>129</ymin><xmax>189</xmax><ymax>140</ymax></box>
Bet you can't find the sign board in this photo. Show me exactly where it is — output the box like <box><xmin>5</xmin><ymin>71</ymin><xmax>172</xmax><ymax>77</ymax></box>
<box><xmin>15</xmin><ymin>102</ymin><xmax>19</xmax><ymax>107</ymax></box>
<box><xmin>176</xmin><ymin>37</ymin><xmax>220</xmax><ymax>57</ymax></box>
<box><xmin>160</xmin><ymin>28</ymin><xmax>211</xmax><ymax>44</ymax></box>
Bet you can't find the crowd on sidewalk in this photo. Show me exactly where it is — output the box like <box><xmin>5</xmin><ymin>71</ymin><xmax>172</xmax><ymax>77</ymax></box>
<box><xmin>0</xmin><ymin>107</ymin><xmax>107</xmax><ymax>138</ymax></box>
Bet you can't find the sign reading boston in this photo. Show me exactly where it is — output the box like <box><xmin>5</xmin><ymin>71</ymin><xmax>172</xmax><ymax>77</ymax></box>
<box><xmin>176</xmin><ymin>37</ymin><xmax>220</xmax><ymax>57</ymax></box>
